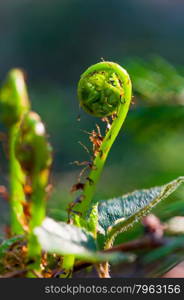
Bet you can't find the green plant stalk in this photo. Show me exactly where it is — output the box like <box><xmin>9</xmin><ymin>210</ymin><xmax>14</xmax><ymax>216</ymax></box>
<box><xmin>75</xmin><ymin>62</ymin><xmax>132</xmax><ymax>217</ymax></box>
<box><xmin>28</xmin><ymin>168</ymin><xmax>49</xmax><ymax>269</ymax></box>
<box><xmin>14</xmin><ymin>112</ymin><xmax>52</xmax><ymax>275</ymax></box>
<box><xmin>0</xmin><ymin>69</ymin><xmax>30</xmax><ymax>235</ymax></box>
<box><xmin>9</xmin><ymin>125</ymin><xmax>26</xmax><ymax>235</ymax></box>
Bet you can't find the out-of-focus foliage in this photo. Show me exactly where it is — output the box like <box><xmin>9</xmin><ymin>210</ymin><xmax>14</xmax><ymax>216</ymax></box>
<box><xmin>165</xmin><ymin>217</ymin><xmax>184</xmax><ymax>235</ymax></box>
<box><xmin>126</xmin><ymin>56</ymin><xmax>184</xmax><ymax>105</ymax></box>
<box><xmin>0</xmin><ymin>236</ymin><xmax>23</xmax><ymax>259</ymax></box>
<box><xmin>35</xmin><ymin>217</ymin><xmax>134</xmax><ymax>264</ymax></box>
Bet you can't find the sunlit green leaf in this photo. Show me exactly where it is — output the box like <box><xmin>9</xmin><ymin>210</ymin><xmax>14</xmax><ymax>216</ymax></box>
<box><xmin>98</xmin><ymin>176</ymin><xmax>184</xmax><ymax>237</ymax></box>
<box><xmin>143</xmin><ymin>236</ymin><xmax>184</xmax><ymax>264</ymax></box>
<box><xmin>126</xmin><ymin>56</ymin><xmax>184</xmax><ymax>105</ymax></box>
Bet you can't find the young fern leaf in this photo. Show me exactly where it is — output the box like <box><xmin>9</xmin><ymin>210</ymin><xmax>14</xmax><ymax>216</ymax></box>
<box><xmin>73</xmin><ymin>62</ymin><xmax>132</xmax><ymax>217</ymax></box>
<box><xmin>0</xmin><ymin>69</ymin><xmax>30</xmax><ymax>235</ymax></box>
<box><xmin>0</xmin><ymin>69</ymin><xmax>30</xmax><ymax>127</ymax></box>
<box><xmin>15</xmin><ymin>112</ymin><xmax>52</xmax><ymax>268</ymax></box>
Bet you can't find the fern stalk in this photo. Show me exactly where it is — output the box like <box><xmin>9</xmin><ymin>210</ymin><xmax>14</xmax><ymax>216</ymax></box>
<box><xmin>74</xmin><ymin>62</ymin><xmax>132</xmax><ymax>218</ymax></box>
<box><xmin>28</xmin><ymin>168</ymin><xmax>49</xmax><ymax>268</ymax></box>
<box><xmin>9</xmin><ymin>125</ymin><xmax>26</xmax><ymax>235</ymax></box>
<box><xmin>15</xmin><ymin>112</ymin><xmax>52</xmax><ymax>272</ymax></box>
<box><xmin>0</xmin><ymin>69</ymin><xmax>30</xmax><ymax>235</ymax></box>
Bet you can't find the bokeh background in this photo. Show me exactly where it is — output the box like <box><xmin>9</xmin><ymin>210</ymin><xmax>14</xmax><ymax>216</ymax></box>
<box><xmin>1</xmin><ymin>0</ymin><xmax>184</xmax><ymax>234</ymax></box>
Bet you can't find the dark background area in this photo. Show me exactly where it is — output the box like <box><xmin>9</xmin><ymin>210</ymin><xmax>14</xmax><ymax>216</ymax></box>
<box><xmin>1</xmin><ymin>0</ymin><xmax>184</xmax><ymax>83</ymax></box>
<box><xmin>0</xmin><ymin>0</ymin><xmax>184</xmax><ymax>231</ymax></box>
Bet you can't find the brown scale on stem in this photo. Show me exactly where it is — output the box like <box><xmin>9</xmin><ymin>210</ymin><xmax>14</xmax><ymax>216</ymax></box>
<box><xmin>78</xmin><ymin>141</ymin><xmax>91</xmax><ymax>156</ymax></box>
<box><xmin>70</xmin><ymin>182</ymin><xmax>85</xmax><ymax>193</ymax></box>
<box><xmin>67</xmin><ymin>195</ymin><xmax>84</xmax><ymax>223</ymax></box>
<box><xmin>101</xmin><ymin>117</ymin><xmax>111</xmax><ymax>132</ymax></box>
<box><xmin>83</xmin><ymin>124</ymin><xmax>104</xmax><ymax>156</ymax></box>
<box><xmin>89</xmin><ymin>124</ymin><xmax>103</xmax><ymax>157</ymax></box>
<box><xmin>69</xmin><ymin>113</ymin><xmax>113</xmax><ymax>213</ymax></box>
<box><xmin>70</xmin><ymin>160</ymin><xmax>94</xmax><ymax>184</ymax></box>
<box><xmin>69</xmin><ymin>119</ymin><xmax>111</xmax><ymax>213</ymax></box>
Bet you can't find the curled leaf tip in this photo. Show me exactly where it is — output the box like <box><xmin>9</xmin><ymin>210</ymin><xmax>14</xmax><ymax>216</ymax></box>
<box><xmin>15</xmin><ymin>111</ymin><xmax>52</xmax><ymax>173</ymax></box>
<box><xmin>78</xmin><ymin>61</ymin><xmax>130</xmax><ymax>117</ymax></box>
<box><xmin>0</xmin><ymin>68</ymin><xmax>30</xmax><ymax>127</ymax></box>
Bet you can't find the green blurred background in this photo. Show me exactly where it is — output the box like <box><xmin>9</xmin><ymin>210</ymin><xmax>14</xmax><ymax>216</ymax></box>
<box><xmin>0</xmin><ymin>0</ymin><xmax>184</xmax><ymax>232</ymax></box>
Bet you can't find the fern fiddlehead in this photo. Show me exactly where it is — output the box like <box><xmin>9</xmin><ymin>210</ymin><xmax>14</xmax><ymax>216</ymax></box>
<box><xmin>15</xmin><ymin>111</ymin><xmax>52</xmax><ymax>269</ymax></box>
<box><xmin>72</xmin><ymin>61</ymin><xmax>132</xmax><ymax>218</ymax></box>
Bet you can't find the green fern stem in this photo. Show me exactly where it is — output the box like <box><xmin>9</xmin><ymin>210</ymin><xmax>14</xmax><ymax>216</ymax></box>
<box><xmin>15</xmin><ymin>112</ymin><xmax>52</xmax><ymax>272</ymax></box>
<box><xmin>74</xmin><ymin>62</ymin><xmax>132</xmax><ymax>218</ymax></box>
<box><xmin>0</xmin><ymin>69</ymin><xmax>30</xmax><ymax>235</ymax></box>
<box><xmin>28</xmin><ymin>168</ymin><xmax>49</xmax><ymax>268</ymax></box>
<box><xmin>9</xmin><ymin>125</ymin><xmax>26</xmax><ymax>235</ymax></box>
